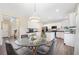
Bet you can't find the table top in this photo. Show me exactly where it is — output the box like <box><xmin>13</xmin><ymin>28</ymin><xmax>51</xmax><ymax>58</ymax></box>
<box><xmin>15</xmin><ymin>39</ymin><xmax>48</xmax><ymax>47</ymax></box>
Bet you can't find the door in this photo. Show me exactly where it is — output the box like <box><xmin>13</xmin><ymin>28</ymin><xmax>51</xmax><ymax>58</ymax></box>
<box><xmin>2</xmin><ymin>22</ymin><xmax>9</xmax><ymax>37</ymax></box>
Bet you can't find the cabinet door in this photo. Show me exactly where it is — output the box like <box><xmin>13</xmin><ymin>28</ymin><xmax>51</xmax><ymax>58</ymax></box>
<box><xmin>2</xmin><ymin>23</ymin><xmax>9</xmax><ymax>37</ymax></box>
<box><xmin>46</xmin><ymin>32</ymin><xmax>55</xmax><ymax>41</ymax></box>
<box><xmin>64</xmin><ymin>33</ymin><xmax>75</xmax><ymax>47</ymax></box>
<box><xmin>56</xmin><ymin>32</ymin><xmax>64</xmax><ymax>39</ymax></box>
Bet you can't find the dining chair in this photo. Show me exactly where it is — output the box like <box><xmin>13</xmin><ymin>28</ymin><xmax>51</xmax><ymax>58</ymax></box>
<box><xmin>16</xmin><ymin>47</ymin><xmax>33</xmax><ymax>55</ymax></box>
<box><xmin>47</xmin><ymin>40</ymin><xmax>55</xmax><ymax>54</ymax></box>
<box><xmin>5</xmin><ymin>43</ymin><xmax>17</xmax><ymax>55</ymax></box>
<box><xmin>36</xmin><ymin>40</ymin><xmax>54</xmax><ymax>55</ymax></box>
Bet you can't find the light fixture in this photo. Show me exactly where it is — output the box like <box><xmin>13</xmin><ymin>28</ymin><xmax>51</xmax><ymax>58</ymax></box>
<box><xmin>29</xmin><ymin>4</ymin><xmax>40</xmax><ymax>22</ymax></box>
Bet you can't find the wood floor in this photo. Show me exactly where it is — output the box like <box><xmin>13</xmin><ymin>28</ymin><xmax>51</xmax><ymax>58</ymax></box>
<box><xmin>0</xmin><ymin>38</ymin><xmax>7</xmax><ymax>55</ymax></box>
<box><xmin>0</xmin><ymin>37</ymin><xmax>74</xmax><ymax>55</ymax></box>
<box><xmin>52</xmin><ymin>38</ymin><xmax>74</xmax><ymax>55</ymax></box>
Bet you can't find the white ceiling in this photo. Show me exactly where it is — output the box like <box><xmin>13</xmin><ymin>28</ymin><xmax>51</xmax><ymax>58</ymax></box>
<box><xmin>0</xmin><ymin>3</ymin><xmax>77</xmax><ymax>23</ymax></box>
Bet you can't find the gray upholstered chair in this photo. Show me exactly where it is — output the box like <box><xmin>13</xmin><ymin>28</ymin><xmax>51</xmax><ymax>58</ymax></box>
<box><xmin>5</xmin><ymin>43</ymin><xmax>17</xmax><ymax>55</ymax></box>
<box><xmin>36</xmin><ymin>40</ymin><xmax>54</xmax><ymax>55</ymax></box>
<box><xmin>15</xmin><ymin>47</ymin><xmax>32</xmax><ymax>55</ymax></box>
<box><xmin>5</xmin><ymin>42</ymin><xmax>33</xmax><ymax>55</ymax></box>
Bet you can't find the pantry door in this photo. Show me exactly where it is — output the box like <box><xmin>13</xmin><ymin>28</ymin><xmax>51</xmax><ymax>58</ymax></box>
<box><xmin>2</xmin><ymin>22</ymin><xmax>9</xmax><ymax>37</ymax></box>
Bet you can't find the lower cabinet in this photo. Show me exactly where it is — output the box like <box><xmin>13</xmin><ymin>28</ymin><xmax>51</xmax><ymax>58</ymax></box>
<box><xmin>46</xmin><ymin>32</ymin><xmax>55</xmax><ymax>41</ymax></box>
<box><xmin>64</xmin><ymin>32</ymin><xmax>75</xmax><ymax>47</ymax></box>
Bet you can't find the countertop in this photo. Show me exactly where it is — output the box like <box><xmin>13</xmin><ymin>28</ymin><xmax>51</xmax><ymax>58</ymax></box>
<box><xmin>46</xmin><ymin>30</ymin><xmax>64</xmax><ymax>32</ymax></box>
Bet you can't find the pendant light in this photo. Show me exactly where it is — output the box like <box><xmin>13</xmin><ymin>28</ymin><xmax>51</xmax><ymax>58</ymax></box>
<box><xmin>29</xmin><ymin>3</ymin><xmax>40</xmax><ymax>23</ymax></box>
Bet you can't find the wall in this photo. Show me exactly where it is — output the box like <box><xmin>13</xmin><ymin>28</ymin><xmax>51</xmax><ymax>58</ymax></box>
<box><xmin>0</xmin><ymin>16</ymin><xmax>3</xmax><ymax>45</ymax></box>
<box><xmin>44</xmin><ymin>19</ymin><xmax>69</xmax><ymax>29</ymax></box>
<box><xmin>16</xmin><ymin>17</ymin><xmax>28</xmax><ymax>35</ymax></box>
<box><xmin>68</xmin><ymin>12</ymin><xmax>76</xmax><ymax>26</ymax></box>
<box><xmin>27</xmin><ymin>17</ymin><xmax>43</xmax><ymax>32</ymax></box>
<box><xmin>74</xmin><ymin>4</ymin><xmax>79</xmax><ymax>54</ymax></box>
<box><xmin>16</xmin><ymin>16</ymin><xmax>43</xmax><ymax>35</ymax></box>
<box><xmin>10</xmin><ymin>17</ymin><xmax>16</xmax><ymax>36</ymax></box>
<box><xmin>1</xmin><ymin>16</ymin><xmax>12</xmax><ymax>37</ymax></box>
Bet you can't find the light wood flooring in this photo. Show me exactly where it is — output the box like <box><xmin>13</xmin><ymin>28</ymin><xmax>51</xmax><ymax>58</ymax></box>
<box><xmin>51</xmin><ymin>38</ymin><xmax>74</xmax><ymax>55</ymax></box>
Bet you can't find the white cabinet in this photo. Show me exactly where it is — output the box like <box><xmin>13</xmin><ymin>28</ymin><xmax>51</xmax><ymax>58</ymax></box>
<box><xmin>46</xmin><ymin>32</ymin><xmax>55</xmax><ymax>41</ymax></box>
<box><xmin>56</xmin><ymin>32</ymin><xmax>64</xmax><ymax>39</ymax></box>
<box><xmin>64</xmin><ymin>32</ymin><xmax>75</xmax><ymax>47</ymax></box>
<box><xmin>69</xmin><ymin>12</ymin><xmax>76</xmax><ymax>26</ymax></box>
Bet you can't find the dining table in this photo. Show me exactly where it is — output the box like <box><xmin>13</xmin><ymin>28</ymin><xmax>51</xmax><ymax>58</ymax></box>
<box><xmin>15</xmin><ymin>38</ymin><xmax>49</xmax><ymax>55</ymax></box>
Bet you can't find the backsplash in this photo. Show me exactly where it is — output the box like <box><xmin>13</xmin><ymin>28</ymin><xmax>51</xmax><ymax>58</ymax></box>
<box><xmin>64</xmin><ymin>26</ymin><xmax>76</xmax><ymax>34</ymax></box>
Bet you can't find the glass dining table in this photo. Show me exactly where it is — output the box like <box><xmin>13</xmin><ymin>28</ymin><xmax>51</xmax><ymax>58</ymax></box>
<box><xmin>15</xmin><ymin>38</ymin><xmax>48</xmax><ymax>55</ymax></box>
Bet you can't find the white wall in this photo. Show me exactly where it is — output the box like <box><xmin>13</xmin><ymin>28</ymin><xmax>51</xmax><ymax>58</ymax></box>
<box><xmin>28</xmin><ymin>17</ymin><xmax>43</xmax><ymax>32</ymax></box>
<box><xmin>1</xmin><ymin>16</ymin><xmax>11</xmax><ymax>37</ymax></box>
<box><xmin>74</xmin><ymin>4</ymin><xmax>79</xmax><ymax>55</ymax></box>
<box><xmin>16</xmin><ymin>17</ymin><xmax>28</xmax><ymax>36</ymax></box>
<box><xmin>0</xmin><ymin>16</ymin><xmax>3</xmax><ymax>45</ymax></box>
<box><xmin>68</xmin><ymin>12</ymin><xmax>76</xmax><ymax>26</ymax></box>
<box><xmin>10</xmin><ymin>17</ymin><xmax>16</xmax><ymax>36</ymax></box>
<box><xmin>44</xmin><ymin>19</ymin><xmax>69</xmax><ymax>29</ymax></box>
<box><xmin>74</xmin><ymin>15</ymin><xmax>79</xmax><ymax>54</ymax></box>
<box><xmin>74</xmin><ymin>4</ymin><xmax>79</xmax><ymax>54</ymax></box>
<box><xmin>2</xmin><ymin>22</ymin><xmax>9</xmax><ymax>37</ymax></box>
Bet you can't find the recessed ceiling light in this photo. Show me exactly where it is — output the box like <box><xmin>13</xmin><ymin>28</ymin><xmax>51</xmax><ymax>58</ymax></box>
<box><xmin>56</xmin><ymin>9</ymin><xmax>59</xmax><ymax>12</ymax></box>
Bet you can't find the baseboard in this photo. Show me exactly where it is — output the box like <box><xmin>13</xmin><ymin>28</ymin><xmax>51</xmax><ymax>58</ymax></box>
<box><xmin>56</xmin><ymin>37</ymin><xmax>64</xmax><ymax>40</ymax></box>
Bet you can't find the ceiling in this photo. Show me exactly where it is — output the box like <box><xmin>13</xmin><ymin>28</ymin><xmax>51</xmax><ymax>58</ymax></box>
<box><xmin>0</xmin><ymin>3</ymin><xmax>77</xmax><ymax>23</ymax></box>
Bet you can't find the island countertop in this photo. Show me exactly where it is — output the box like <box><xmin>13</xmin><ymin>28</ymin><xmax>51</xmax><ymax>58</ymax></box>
<box><xmin>46</xmin><ymin>30</ymin><xmax>64</xmax><ymax>32</ymax></box>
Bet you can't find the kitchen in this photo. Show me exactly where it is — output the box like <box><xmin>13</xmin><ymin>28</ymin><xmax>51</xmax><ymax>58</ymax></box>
<box><xmin>0</xmin><ymin>3</ymin><xmax>78</xmax><ymax>55</ymax></box>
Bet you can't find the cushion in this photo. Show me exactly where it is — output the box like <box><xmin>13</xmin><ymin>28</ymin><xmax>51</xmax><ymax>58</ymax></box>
<box><xmin>37</xmin><ymin>45</ymin><xmax>50</xmax><ymax>52</ymax></box>
<box><xmin>16</xmin><ymin>47</ymin><xmax>32</xmax><ymax>55</ymax></box>
<box><xmin>12</xmin><ymin>43</ymin><xmax>22</xmax><ymax>50</ymax></box>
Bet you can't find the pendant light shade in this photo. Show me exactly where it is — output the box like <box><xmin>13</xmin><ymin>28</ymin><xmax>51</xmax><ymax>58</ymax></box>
<box><xmin>29</xmin><ymin>3</ymin><xmax>40</xmax><ymax>23</ymax></box>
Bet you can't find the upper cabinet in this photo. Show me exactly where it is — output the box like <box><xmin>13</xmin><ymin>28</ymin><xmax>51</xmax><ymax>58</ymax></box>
<box><xmin>69</xmin><ymin>12</ymin><xmax>76</xmax><ymax>26</ymax></box>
